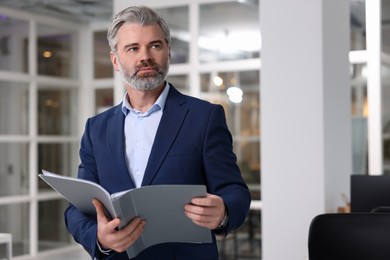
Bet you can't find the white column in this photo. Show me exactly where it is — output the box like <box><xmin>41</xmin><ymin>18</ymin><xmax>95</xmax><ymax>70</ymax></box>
<box><xmin>366</xmin><ymin>0</ymin><xmax>383</xmax><ymax>175</ymax></box>
<box><xmin>260</xmin><ymin>0</ymin><xmax>351</xmax><ymax>259</ymax></box>
<box><xmin>78</xmin><ymin>24</ymin><xmax>94</xmax><ymax>136</ymax></box>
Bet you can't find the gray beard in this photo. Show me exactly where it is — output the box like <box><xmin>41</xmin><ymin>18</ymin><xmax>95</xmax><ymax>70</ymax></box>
<box><xmin>118</xmin><ymin>62</ymin><xmax>169</xmax><ymax>91</ymax></box>
<box><xmin>128</xmin><ymin>73</ymin><xmax>166</xmax><ymax>91</ymax></box>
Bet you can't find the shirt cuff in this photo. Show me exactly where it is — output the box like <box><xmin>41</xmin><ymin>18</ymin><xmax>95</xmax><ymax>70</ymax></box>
<box><xmin>97</xmin><ymin>241</ymin><xmax>112</xmax><ymax>255</ymax></box>
<box><xmin>216</xmin><ymin>210</ymin><xmax>229</xmax><ymax>229</ymax></box>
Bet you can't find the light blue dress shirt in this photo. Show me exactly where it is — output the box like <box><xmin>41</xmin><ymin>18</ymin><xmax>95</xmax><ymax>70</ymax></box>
<box><xmin>121</xmin><ymin>83</ymin><xmax>170</xmax><ymax>187</ymax></box>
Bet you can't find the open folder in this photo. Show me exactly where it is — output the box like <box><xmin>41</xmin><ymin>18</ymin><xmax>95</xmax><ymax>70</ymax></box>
<box><xmin>39</xmin><ymin>170</ymin><xmax>212</xmax><ymax>258</ymax></box>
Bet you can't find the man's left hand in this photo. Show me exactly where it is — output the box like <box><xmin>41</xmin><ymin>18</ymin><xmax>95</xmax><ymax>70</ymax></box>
<box><xmin>184</xmin><ymin>193</ymin><xmax>226</xmax><ymax>230</ymax></box>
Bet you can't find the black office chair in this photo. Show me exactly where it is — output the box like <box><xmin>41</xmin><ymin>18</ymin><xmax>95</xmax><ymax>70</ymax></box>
<box><xmin>308</xmin><ymin>213</ymin><xmax>390</xmax><ymax>260</ymax></box>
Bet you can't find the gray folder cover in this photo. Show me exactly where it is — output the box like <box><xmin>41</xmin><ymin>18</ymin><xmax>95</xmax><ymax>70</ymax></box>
<box><xmin>39</xmin><ymin>170</ymin><xmax>212</xmax><ymax>258</ymax></box>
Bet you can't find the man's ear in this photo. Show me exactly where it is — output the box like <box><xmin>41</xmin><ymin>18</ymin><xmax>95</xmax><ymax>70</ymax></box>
<box><xmin>110</xmin><ymin>51</ymin><xmax>120</xmax><ymax>71</ymax></box>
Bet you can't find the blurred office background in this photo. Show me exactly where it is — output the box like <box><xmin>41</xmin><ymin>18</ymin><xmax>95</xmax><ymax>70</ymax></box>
<box><xmin>0</xmin><ymin>0</ymin><xmax>389</xmax><ymax>259</ymax></box>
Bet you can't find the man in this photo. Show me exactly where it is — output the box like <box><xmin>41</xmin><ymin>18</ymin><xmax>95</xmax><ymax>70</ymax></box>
<box><xmin>64</xmin><ymin>5</ymin><xmax>251</xmax><ymax>260</ymax></box>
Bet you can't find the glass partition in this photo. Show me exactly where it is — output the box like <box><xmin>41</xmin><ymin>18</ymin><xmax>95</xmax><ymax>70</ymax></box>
<box><xmin>38</xmin><ymin>199</ymin><xmax>72</xmax><ymax>252</ymax></box>
<box><xmin>0</xmin><ymin>6</ymin><xmax>81</xmax><ymax>260</ymax></box>
<box><xmin>0</xmin><ymin>81</ymin><xmax>29</xmax><ymax>135</ymax></box>
<box><xmin>382</xmin><ymin>1</ymin><xmax>390</xmax><ymax>173</ymax></box>
<box><xmin>0</xmin><ymin>16</ymin><xmax>28</xmax><ymax>73</ymax></box>
<box><xmin>156</xmin><ymin>6</ymin><xmax>189</xmax><ymax>64</ymax></box>
<box><xmin>0</xmin><ymin>203</ymin><xmax>29</xmax><ymax>257</ymax></box>
<box><xmin>0</xmin><ymin>143</ymin><xmax>29</xmax><ymax>197</ymax></box>
<box><xmin>382</xmin><ymin>1</ymin><xmax>390</xmax><ymax>55</ymax></box>
<box><xmin>382</xmin><ymin>63</ymin><xmax>390</xmax><ymax>173</ymax></box>
<box><xmin>38</xmin><ymin>142</ymin><xmax>79</xmax><ymax>191</ymax></box>
<box><xmin>38</xmin><ymin>87</ymin><xmax>77</xmax><ymax>136</ymax></box>
<box><xmin>95</xmin><ymin>88</ymin><xmax>113</xmax><ymax>114</ymax></box>
<box><xmin>37</xmin><ymin>24</ymin><xmax>76</xmax><ymax>78</ymax></box>
<box><xmin>350</xmin><ymin>0</ymin><xmax>366</xmax><ymax>51</ymax></box>
<box><xmin>200</xmin><ymin>70</ymin><xmax>260</xmax><ymax>134</ymax></box>
<box><xmin>199</xmin><ymin>1</ymin><xmax>260</xmax><ymax>62</ymax></box>
<box><xmin>94</xmin><ymin>31</ymin><xmax>113</xmax><ymax>79</ymax></box>
<box><xmin>351</xmin><ymin>62</ymin><xmax>368</xmax><ymax>174</ymax></box>
<box><xmin>166</xmin><ymin>75</ymin><xmax>189</xmax><ymax>93</ymax></box>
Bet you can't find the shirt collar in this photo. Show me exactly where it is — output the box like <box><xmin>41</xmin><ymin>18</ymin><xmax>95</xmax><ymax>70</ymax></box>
<box><xmin>121</xmin><ymin>82</ymin><xmax>170</xmax><ymax>116</ymax></box>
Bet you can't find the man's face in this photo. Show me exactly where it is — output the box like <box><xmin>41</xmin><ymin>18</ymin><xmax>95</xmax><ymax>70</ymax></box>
<box><xmin>110</xmin><ymin>23</ymin><xmax>170</xmax><ymax>91</ymax></box>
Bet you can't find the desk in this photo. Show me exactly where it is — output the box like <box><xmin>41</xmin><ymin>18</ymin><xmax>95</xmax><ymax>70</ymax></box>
<box><xmin>0</xmin><ymin>233</ymin><xmax>12</xmax><ymax>260</ymax></box>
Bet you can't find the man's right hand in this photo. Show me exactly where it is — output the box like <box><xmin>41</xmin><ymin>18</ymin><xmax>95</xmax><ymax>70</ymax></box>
<box><xmin>92</xmin><ymin>199</ymin><xmax>145</xmax><ymax>253</ymax></box>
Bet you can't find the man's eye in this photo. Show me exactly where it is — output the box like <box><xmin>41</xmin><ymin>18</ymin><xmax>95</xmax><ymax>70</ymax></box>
<box><xmin>151</xmin><ymin>44</ymin><xmax>161</xmax><ymax>49</ymax></box>
<box><xmin>127</xmin><ymin>47</ymin><xmax>138</xmax><ymax>52</ymax></box>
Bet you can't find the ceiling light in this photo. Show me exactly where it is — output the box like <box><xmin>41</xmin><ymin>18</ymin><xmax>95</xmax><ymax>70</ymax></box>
<box><xmin>227</xmin><ymin>86</ymin><xmax>243</xmax><ymax>103</ymax></box>
<box><xmin>42</xmin><ymin>50</ymin><xmax>52</xmax><ymax>58</ymax></box>
<box><xmin>213</xmin><ymin>76</ymin><xmax>223</xmax><ymax>87</ymax></box>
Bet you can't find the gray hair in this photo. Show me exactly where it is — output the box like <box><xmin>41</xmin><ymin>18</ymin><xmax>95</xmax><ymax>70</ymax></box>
<box><xmin>107</xmin><ymin>5</ymin><xmax>171</xmax><ymax>53</ymax></box>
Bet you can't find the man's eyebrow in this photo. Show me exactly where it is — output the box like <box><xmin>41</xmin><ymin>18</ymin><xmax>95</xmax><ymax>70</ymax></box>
<box><xmin>122</xmin><ymin>40</ymin><xmax>165</xmax><ymax>50</ymax></box>
<box><xmin>123</xmin><ymin>43</ymin><xmax>138</xmax><ymax>49</ymax></box>
<box><xmin>149</xmin><ymin>40</ymin><xmax>164</xmax><ymax>45</ymax></box>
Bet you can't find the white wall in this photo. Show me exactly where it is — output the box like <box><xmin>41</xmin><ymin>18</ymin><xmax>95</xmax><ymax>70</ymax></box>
<box><xmin>261</xmin><ymin>0</ymin><xmax>351</xmax><ymax>259</ymax></box>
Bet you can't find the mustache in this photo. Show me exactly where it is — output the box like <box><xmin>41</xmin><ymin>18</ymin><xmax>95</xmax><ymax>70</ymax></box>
<box><xmin>135</xmin><ymin>60</ymin><xmax>159</xmax><ymax>71</ymax></box>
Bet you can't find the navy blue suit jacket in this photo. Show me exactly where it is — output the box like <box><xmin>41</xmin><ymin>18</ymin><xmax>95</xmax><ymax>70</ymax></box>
<box><xmin>64</xmin><ymin>85</ymin><xmax>251</xmax><ymax>259</ymax></box>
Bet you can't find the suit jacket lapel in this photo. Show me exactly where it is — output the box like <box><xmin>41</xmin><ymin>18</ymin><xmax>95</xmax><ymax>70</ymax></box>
<box><xmin>107</xmin><ymin>105</ymin><xmax>136</xmax><ymax>189</ymax></box>
<box><xmin>141</xmin><ymin>87</ymin><xmax>188</xmax><ymax>186</ymax></box>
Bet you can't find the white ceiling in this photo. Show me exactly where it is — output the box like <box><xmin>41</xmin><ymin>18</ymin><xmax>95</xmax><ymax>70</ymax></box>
<box><xmin>0</xmin><ymin>0</ymin><xmax>384</xmax><ymax>27</ymax></box>
<box><xmin>0</xmin><ymin>0</ymin><xmax>371</xmax><ymax>25</ymax></box>
<box><xmin>0</xmin><ymin>0</ymin><xmax>113</xmax><ymax>22</ymax></box>
<box><xmin>0</xmin><ymin>0</ymin><xmax>389</xmax><ymax>52</ymax></box>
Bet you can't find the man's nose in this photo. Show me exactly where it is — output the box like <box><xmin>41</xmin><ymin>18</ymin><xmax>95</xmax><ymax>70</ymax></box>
<box><xmin>139</xmin><ymin>47</ymin><xmax>152</xmax><ymax>62</ymax></box>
